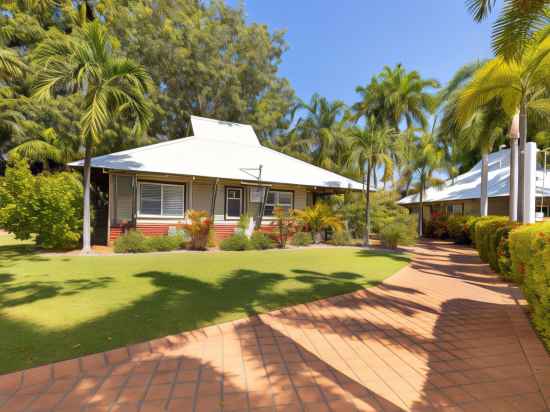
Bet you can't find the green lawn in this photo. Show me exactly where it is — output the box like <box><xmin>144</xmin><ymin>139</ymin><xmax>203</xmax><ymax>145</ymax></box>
<box><xmin>0</xmin><ymin>234</ymin><xmax>409</xmax><ymax>373</ymax></box>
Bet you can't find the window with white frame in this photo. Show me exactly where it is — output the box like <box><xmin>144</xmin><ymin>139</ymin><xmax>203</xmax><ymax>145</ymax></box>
<box><xmin>138</xmin><ymin>182</ymin><xmax>185</xmax><ymax>217</ymax></box>
<box><xmin>264</xmin><ymin>190</ymin><xmax>293</xmax><ymax>216</ymax></box>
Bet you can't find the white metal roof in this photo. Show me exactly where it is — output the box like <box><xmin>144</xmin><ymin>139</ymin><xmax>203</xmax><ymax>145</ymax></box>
<box><xmin>69</xmin><ymin>116</ymin><xmax>364</xmax><ymax>190</ymax></box>
<box><xmin>398</xmin><ymin>147</ymin><xmax>550</xmax><ymax>205</ymax></box>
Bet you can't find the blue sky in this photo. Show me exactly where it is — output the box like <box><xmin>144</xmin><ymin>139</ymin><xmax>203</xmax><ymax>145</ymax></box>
<box><xmin>228</xmin><ymin>0</ymin><xmax>499</xmax><ymax>106</ymax></box>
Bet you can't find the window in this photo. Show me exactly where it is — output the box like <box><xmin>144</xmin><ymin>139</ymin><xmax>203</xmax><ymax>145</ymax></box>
<box><xmin>264</xmin><ymin>190</ymin><xmax>293</xmax><ymax>216</ymax></box>
<box><xmin>113</xmin><ymin>175</ymin><xmax>133</xmax><ymax>224</ymax></box>
<box><xmin>225</xmin><ymin>187</ymin><xmax>243</xmax><ymax>218</ymax></box>
<box><xmin>138</xmin><ymin>182</ymin><xmax>185</xmax><ymax>217</ymax></box>
<box><xmin>536</xmin><ymin>205</ymin><xmax>550</xmax><ymax>217</ymax></box>
<box><xmin>451</xmin><ymin>204</ymin><xmax>464</xmax><ymax>215</ymax></box>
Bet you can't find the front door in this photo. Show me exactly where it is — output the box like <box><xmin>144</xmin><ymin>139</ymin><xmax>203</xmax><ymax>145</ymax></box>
<box><xmin>226</xmin><ymin>187</ymin><xmax>243</xmax><ymax>219</ymax></box>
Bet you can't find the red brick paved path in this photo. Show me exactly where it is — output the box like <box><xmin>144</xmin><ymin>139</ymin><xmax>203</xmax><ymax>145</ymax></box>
<box><xmin>1</xmin><ymin>241</ymin><xmax>549</xmax><ymax>411</ymax></box>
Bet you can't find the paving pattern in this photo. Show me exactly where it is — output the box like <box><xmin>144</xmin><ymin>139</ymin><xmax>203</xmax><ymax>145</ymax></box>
<box><xmin>1</xmin><ymin>240</ymin><xmax>549</xmax><ymax>411</ymax></box>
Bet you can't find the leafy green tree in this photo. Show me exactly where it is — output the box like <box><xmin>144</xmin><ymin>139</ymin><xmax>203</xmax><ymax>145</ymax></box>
<box><xmin>0</xmin><ymin>158</ymin><xmax>83</xmax><ymax>249</ymax></box>
<box><xmin>466</xmin><ymin>0</ymin><xmax>549</xmax><ymax>60</ymax></box>
<box><xmin>32</xmin><ymin>21</ymin><xmax>153</xmax><ymax>253</ymax></box>
<box><xmin>348</xmin><ymin>117</ymin><xmax>396</xmax><ymax>245</ymax></box>
<box><xmin>104</xmin><ymin>0</ymin><xmax>295</xmax><ymax>140</ymax></box>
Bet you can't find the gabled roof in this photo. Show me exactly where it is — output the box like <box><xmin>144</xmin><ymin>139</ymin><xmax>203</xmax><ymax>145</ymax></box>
<box><xmin>69</xmin><ymin>116</ymin><xmax>363</xmax><ymax>190</ymax></box>
<box><xmin>398</xmin><ymin>148</ymin><xmax>550</xmax><ymax>205</ymax></box>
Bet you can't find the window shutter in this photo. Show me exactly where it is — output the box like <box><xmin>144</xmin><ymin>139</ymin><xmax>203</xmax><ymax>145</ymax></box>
<box><xmin>162</xmin><ymin>185</ymin><xmax>184</xmax><ymax>216</ymax></box>
<box><xmin>140</xmin><ymin>183</ymin><xmax>162</xmax><ymax>215</ymax></box>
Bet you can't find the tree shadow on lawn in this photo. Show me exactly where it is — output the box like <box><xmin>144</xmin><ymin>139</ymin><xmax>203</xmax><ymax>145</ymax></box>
<box><xmin>0</xmin><ymin>276</ymin><xmax>114</xmax><ymax>308</ymax></box>
<box><xmin>0</xmin><ymin>266</ymin><xmax>383</xmax><ymax>374</ymax></box>
<box><xmin>0</xmin><ymin>243</ymin><xmax>50</xmax><ymax>268</ymax></box>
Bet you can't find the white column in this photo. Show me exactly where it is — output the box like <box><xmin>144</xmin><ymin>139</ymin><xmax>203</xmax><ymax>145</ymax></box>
<box><xmin>523</xmin><ymin>142</ymin><xmax>538</xmax><ymax>224</ymax></box>
<box><xmin>509</xmin><ymin>139</ymin><xmax>519</xmax><ymax>221</ymax></box>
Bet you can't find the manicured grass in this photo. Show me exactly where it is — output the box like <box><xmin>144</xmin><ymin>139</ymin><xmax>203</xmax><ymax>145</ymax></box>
<box><xmin>0</xmin><ymin>234</ymin><xmax>409</xmax><ymax>373</ymax></box>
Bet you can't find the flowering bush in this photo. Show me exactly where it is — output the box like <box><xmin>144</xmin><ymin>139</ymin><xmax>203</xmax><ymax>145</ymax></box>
<box><xmin>182</xmin><ymin>210</ymin><xmax>212</xmax><ymax>250</ymax></box>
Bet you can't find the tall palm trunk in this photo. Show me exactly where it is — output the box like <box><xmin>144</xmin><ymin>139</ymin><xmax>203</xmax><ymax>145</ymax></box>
<box><xmin>418</xmin><ymin>178</ymin><xmax>424</xmax><ymax>237</ymax></box>
<box><xmin>480</xmin><ymin>150</ymin><xmax>489</xmax><ymax>216</ymax></box>
<box><xmin>82</xmin><ymin>143</ymin><xmax>92</xmax><ymax>254</ymax></box>
<box><xmin>364</xmin><ymin>165</ymin><xmax>372</xmax><ymax>246</ymax></box>
<box><xmin>518</xmin><ymin>100</ymin><xmax>527</xmax><ymax>222</ymax></box>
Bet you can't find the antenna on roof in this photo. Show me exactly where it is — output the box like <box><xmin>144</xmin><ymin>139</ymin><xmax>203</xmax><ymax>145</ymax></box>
<box><xmin>240</xmin><ymin>164</ymin><xmax>263</xmax><ymax>182</ymax></box>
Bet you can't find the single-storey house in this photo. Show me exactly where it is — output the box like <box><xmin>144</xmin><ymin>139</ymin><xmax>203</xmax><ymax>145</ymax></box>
<box><xmin>70</xmin><ymin>116</ymin><xmax>363</xmax><ymax>244</ymax></box>
<box><xmin>398</xmin><ymin>147</ymin><xmax>550</xmax><ymax>222</ymax></box>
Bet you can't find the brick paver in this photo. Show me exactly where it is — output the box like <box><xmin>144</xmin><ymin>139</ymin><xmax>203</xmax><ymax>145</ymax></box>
<box><xmin>1</xmin><ymin>240</ymin><xmax>549</xmax><ymax>411</ymax></box>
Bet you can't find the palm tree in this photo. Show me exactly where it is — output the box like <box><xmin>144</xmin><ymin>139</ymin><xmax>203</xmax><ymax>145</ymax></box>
<box><xmin>354</xmin><ymin>65</ymin><xmax>439</xmax><ymax>193</ymax></box>
<box><xmin>409</xmin><ymin>129</ymin><xmax>444</xmax><ymax>237</ymax></box>
<box><xmin>438</xmin><ymin>62</ymin><xmax>509</xmax><ymax>217</ymax></box>
<box><xmin>348</xmin><ymin>117</ymin><xmax>396</xmax><ymax>245</ymax></box>
<box><xmin>291</xmin><ymin>93</ymin><xmax>348</xmax><ymax>171</ymax></box>
<box><xmin>460</xmin><ymin>106</ymin><xmax>507</xmax><ymax>216</ymax></box>
<box><xmin>355</xmin><ymin>64</ymin><xmax>439</xmax><ymax>131</ymax></box>
<box><xmin>294</xmin><ymin>203</ymin><xmax>343</xmax><ymax>243</ymax></box>
<box><xmin>466</xmin><ymin>0</ymin><xmax>549</xmax><ymax>60</ymax></box>
<box><xmin>457</xmin><ymin>32</ymin><xmax>550</xmax><ymax>221</ymax></box>
<box><xmin>33</xmin><ymin>21</ymin><xmax>153</xmax><ymax>253</ymax></box>
<box><xmin>0</xmin><ymin>48</ymin><xmax>27</xmax><ymax>81</ymax></box>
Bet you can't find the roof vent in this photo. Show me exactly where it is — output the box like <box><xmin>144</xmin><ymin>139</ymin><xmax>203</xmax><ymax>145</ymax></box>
<box><xmin>190</xmin><ymin>115</ymin><xmax>261</xmax><ymax>147</ymax></box>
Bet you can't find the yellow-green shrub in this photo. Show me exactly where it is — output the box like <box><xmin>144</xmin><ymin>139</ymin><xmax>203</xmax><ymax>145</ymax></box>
<box><xmin>0</xmin><ymin>159</ymin><xmax>83</xmax><ymax>249</ymax></box>
<box><xmin>509</xmin><ymin>223</ymin><xmax>550</xmax><ymax>345</ymax></box>
<box><xmin>473</xmin><ymin>216</ymin><xmax>509</xmax><ymax>264</ymax></box>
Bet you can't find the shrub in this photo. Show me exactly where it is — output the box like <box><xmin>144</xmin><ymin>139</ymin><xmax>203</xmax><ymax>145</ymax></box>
<box><xmin>238</xmin><ymin>214</ymin><xmax>252</xmax><ymax>231</ymax></box>
<box><xmin>327</xmin><ymin>230</ymin><xmax>351</xmax><ymax>246</ymax></box>
<box><xmin>0</xmin><ymin>159</ymin><xmax>83</xmax><ymax>249</ymax></box>
<box><xmin>220</xmin><ymin>232</ymin><xmax>252</xmax><ymax>251</ymax></box>
<box><xmin>290</xmin><ymin>231</ymin><xmax>313</xmax><ymax>246</ymax></box>
<box><xmin>425</xmin><ymin>214</ymin><xmax>449</xmax><ymax>239</ymax></box>
<box><xmin>114</xmin><ymin>230</ymin><xmax>151</xmax><ymax>253</ymax></box>
<box><xmin>495</xmin><ymin>223</ymin><xmax>519</xmax><ymax>278</ymax></box>
<box><xmin>509</xmin><ymin>222</ymin><xmax>550</xmax><ymax>347</ymax></box>
<box><xmin>271</xmin><ymin>207</ymin><xmax>296</xmax><ymax>248</ymax></box>
<box><xmin>249</xmin><ymin>231</ymin><xmax>275</xmax><ymax>250</ymax></box>
<box><xmin>465</xmin><ymin>216</ymin><xmax>485</xmax><ymax>246</ymax></box>
<box><xmin>295</xmin><ymin>203</ymin><xmax>343</xmax><ymax>243</ymax></box>
<box><xmin>333</xmin><ymin>191</ymin><xmax>408</xmax><ymax>238</ymax></box>
<box><xmin>379</xmin><ymin>214</ymin><xmax>418</xmax><ymax>249</ymax></box>
<box><xmin>146</xmin><ymin>234</ymin><xmax>185</xmax><ymax>251</ymax></box>
<box><xmin>447</xmin><ymin>215</ymin><xmax>471</xmax><ymax>244</ymax></box>
<box><xmin>473</xmin><ymin>216</ymin><xmax>509</xmax><ymax>265</ymax></box>
<box><xmin>182</xmin><ymin>210</ymin><xmax>212</xmax><ymax>250</ymax></box>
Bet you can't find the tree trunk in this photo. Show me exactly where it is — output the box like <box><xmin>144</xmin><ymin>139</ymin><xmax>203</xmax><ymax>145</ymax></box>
<box><xmin>364</xmin><ymin>166</ymin><xmax>372</xmax><ymax>246</ymax></box>
<box><xmin>82</xmin><ymin>143</ymin><xmax>92</xmax><ymax>254</ymax></box>
<box><xmin>480</xmin><ymin>150</ymin><xmax>489</xmax><ymax>216</ymax></box>
<box><xmin>372</xmin><ymin>167</ymin><xmax>378</xmax><ymax>189</ymax></box>
<box><xmin>518</xmin><ymin>100</ymin><xmax>528</xmax><ymax>222</ymax></box>
<box><xmin>418</xmin><ymin>179</ymin><xmax>424</xmax><ymax>237</ymax></box>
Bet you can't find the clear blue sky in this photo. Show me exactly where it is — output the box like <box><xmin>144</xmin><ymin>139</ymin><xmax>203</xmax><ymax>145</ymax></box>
<box><xmin>227</xmin><ymin>0</ymin><xmax>499</xmax><ymax>106</ymax></box>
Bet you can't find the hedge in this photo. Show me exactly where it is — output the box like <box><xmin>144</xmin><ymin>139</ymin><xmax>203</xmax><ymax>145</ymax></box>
<box><xmin>439</xmin><ymin>214</ymin><xmax>550</xmax><ymax>348</ymax></box>
<box><xmin>509</xmin><ymin>223</ymin><xmax>550</xmax><ymax>346</ymax></box>
<box><xmin>473</xmin><ymin>216</ymin><xmax>509</xmax><ymax>267</ymax></box>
